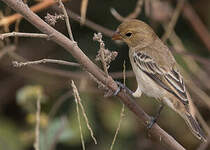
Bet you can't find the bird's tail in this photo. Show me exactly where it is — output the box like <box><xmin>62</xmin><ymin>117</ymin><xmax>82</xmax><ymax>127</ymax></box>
<box><xmin>184</xmin><ymin>113</ymin><xmax>207</xmax><ymax>142</ymax></box>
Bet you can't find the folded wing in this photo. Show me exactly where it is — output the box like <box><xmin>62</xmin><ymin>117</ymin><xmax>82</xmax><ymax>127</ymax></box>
<box><xmin>133</xmin><ymin>51</ymin><xmax>188</xmax><ymax>105</ymax></box>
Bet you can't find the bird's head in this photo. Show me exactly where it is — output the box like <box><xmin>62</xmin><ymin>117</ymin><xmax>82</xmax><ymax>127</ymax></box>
<box><xmin>112</xmin><ymin>19</ymin><xmax>157</xmax><ymax>48</ymax></box>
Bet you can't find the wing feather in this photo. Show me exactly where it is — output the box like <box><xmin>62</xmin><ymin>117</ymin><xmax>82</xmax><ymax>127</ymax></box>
<box><xmin>133</xmin><ymin>52</ymin><xmax>188</xmax><ymax>105</ymax></box>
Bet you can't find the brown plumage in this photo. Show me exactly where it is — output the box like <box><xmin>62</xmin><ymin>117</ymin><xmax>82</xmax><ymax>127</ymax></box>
<box><xmin>112</xmin><ymin>19</ymin><xmax>206</xmax><ymax>142</ymax></box>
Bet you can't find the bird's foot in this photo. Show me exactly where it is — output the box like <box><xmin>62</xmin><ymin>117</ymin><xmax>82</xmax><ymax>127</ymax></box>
<box><xmin>114</xmin><ymin>81</ymin><xmax>134</xmax><ymax>96</ymax></box>
<box><xmin>147</xmin><ymin>117</ymin><xmax>157</xmax><ymax>129</ymax></box>
<box><xmin>147</xmin><ymin>105</ymin><xmax>164</xmax><ymax>129</ymax></box>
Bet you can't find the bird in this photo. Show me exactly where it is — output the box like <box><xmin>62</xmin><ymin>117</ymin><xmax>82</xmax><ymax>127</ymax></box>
<box><xmin>112</xmin><ymin>19</ymin><xmax>206</xmax><ymax>142</ymax></box>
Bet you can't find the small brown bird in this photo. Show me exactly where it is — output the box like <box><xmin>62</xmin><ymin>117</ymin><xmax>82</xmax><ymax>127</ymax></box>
<box><xmin>112</xmin><ymin>19</ymin><xmax>206</xmax><ymax>142</ymax></box>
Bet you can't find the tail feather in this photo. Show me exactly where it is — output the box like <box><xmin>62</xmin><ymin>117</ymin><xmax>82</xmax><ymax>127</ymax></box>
<box><xmin>185</xmin><ymin>114</ymin><xmax>207</xmax><ymax>142</ymax></box>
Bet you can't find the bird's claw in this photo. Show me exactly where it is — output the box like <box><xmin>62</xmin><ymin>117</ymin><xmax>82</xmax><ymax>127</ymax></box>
<box><xmin>147</xmin><ymin>117</ymin><xmax>157</xmax><ymax>129</ymax></box>
<box><xmin>147</xmin><ymin>105</ymin><xmax>164</xmax><ymax>129</ymax></box>
<box><xmin>114</xmin><ymin>81</ymin><xmax>133</xmax><ymax>96</ymax></box>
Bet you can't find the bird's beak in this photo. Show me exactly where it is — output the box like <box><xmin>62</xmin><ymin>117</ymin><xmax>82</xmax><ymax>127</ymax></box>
<box><xmin>112</xmin><ymin>32</ymin><xmax>122</xmax><ymax>40</ymax></box>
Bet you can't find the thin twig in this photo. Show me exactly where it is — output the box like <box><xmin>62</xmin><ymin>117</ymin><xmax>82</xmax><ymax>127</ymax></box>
<box><xmin>0</xmin><ymin>32</ymin><xmax>48</xmax><ymax>40</ymax></box>
<box><xmin>58</xmin><ymin>0</ymin><xmax>74</xmax><ymax>41</ymax></box>
<box><xmin>9</xmin><ymin>50</ymin><xmax>84</xmax><ymax>79</ymax></box>
<box><xmin>77</xmin><ymin>93</ymin><xmax>97</xmax><ymax>144</ymax></box>
<box><xmin>34</xmin><ymin>94</ymin><xmax>41</xmax><ymax>150</ymax></box>
<box><xmin>8</xmin><ymin>46</ymin><xmax>132</xmax><ymax>80</ymax></box>
<box><xmin>71</xmin><ymin>80</ymin><xmax>97</xmax><ymax>144</ymax></box>
<box><xmin>161</xmin><ymin>0</ymin><xmax>185</xmax><ymax>42</ymax></box>
<box><xmin>14</xmin><ymin>0</ymin><xmax>28</xmax><ymax>44</ymax></box>
<box><xmin>12</xmin><ymin>58</ymin><xmax>80</xmax><ymax>68</ymax></box>
<box><xmin>71</xmin><ymin>80</ymin><xmax>86</xmax><ymax>150</ymax></box>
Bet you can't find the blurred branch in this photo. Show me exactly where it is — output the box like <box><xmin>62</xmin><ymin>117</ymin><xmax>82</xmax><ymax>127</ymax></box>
<box><xmin>49</xmin><ymin>117</ymin><xmax>66</xmax><ymax>150</ymax></box>
<box><xmin>167</xmin><ymin>29</ymin><xmax>210</xmax><ymax>110</ymax></box>
<box><xmin>53</xmin><ymin>6</ymin><xmax>114</xmax><ymax>37</ymax></box>
<box><xmin>2</xmin><ymin>0</ymin><xmax>186</xmax><ymax>149</ymax></box>
<box><xmin>0</xmin><ymin>44</ymin><xmax>15</xmax><ymax>59</ymax></box>
<box><xmin>49</xmin><ymin>91</ymin><xmax>72</xmax><ymax>119</ymax></box>
<box><xmin>110</xmin><ymin>0</ymin><xmax>144</xmax><ymax>22</ymax></box>
<box><xmin>180</xmin><ymin>1</ymin><xmax>210</xmax><ymax>52</ymax></box>
<box><xmin>161</xmin><ymin>0</ymin><xmax>185</xmax><ymax>42</ymax></box>
<box><xmin>80</xmin><ymin>0</ymin><xmax>88</xmax><ymax>25</ymax></box>
<box><xmin>0</xmin><ymin>0</ymin><xmax>68</xmax><ymax>27</ymax></box>
<box><xmin>169</xmin><ymin>29</ymin><xmax>210</xmax><ymax>90</ymax></box>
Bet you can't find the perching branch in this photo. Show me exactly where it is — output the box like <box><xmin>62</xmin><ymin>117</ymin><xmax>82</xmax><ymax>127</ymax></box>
<box><xmin>1</xmin><ymin>0</ymin><xmax>185</xmax><ymax>149</ymax></box>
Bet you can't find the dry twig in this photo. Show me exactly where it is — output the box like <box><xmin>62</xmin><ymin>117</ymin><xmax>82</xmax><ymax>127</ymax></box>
<box><xmin>0</xmin><ymin>32</ymin><xmax>48</xmax><ymax>40</ymax></box>
<box><xmin>58</xmin><ymin>0</ymin><xmax>74</xmax><ymax>41</ymax></box>
<box><xmin>71</xmin><ymin>80</ymin><xmax>85</xmax><ymax>150</ymax></box>
<box><xmin>44</xmin><ymin>13</ymin><xmax>64</xmax><ymax>26</ymax></box>
<box><xmin>94</xmin><ymin>32</ymin><xmax>118</xmax><ymax>77</ymax></box>
<box><xmin>71</xmin><ymin>80</ymin><xmax>97</xmax><ymax>147</ymax></box>
<box><xmin>12</xmin><ymin>58</ymin><xmax>80</xmax><ymax>68</ymax></box>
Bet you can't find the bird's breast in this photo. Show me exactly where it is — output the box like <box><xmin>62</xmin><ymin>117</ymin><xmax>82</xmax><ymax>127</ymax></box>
<box><xmin>129</xmin><ymin>53</ymin><xmax>166</xmax><ymax>99</ymax></box>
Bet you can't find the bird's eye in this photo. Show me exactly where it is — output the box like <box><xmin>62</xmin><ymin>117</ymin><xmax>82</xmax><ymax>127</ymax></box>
<box><xmin>125</xmin><ymin>32</ymin><xmax>132</xmax><ymax>37</ymax></box>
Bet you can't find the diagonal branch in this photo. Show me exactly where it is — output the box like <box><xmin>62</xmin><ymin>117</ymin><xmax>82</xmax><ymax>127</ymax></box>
<box><xmin>1</xmin><ymin>0</ymin><xmax>186</xmax><ymax>149</ymax></box>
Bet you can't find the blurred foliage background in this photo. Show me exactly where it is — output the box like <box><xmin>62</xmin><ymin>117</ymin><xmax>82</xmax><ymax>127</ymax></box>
<box><xmin>0</xmin><ymin>0</ymin><xmax>210</xmax><ymax>150</ymax></box>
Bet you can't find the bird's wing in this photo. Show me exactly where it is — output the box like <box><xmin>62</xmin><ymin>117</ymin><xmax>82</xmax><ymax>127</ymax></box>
<box><xmin>133</xmin><ymin>51</ymin><xmax>188</xmax><ymax>105</ymax></box>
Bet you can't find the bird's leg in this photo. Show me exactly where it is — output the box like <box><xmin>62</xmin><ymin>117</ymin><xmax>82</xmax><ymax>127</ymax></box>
<box><xmin>147</xmin><ymin>104</ymin><xmax>164</xmax><ymax>129</ymax></box>
<box><xmin>114</xmin><ymin>81</ymin><xmax>134</xmax><ymax>96</ymax></box>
